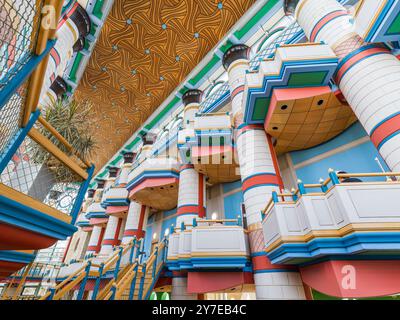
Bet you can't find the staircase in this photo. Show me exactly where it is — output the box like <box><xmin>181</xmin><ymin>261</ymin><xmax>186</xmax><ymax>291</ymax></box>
<box><xmin>39</xmin><ymin>237</ymin><xmax>143</xmax><ymax>300</ymax></box>
<box><xmin>37</xmin><ymin>237</ymin><xmax>167</xmax><ymax>300</ymax></box>
<box><xmin>99</xmin><ymin>239</ymin><xmax>167</xmax><ymax>300</ymax></box>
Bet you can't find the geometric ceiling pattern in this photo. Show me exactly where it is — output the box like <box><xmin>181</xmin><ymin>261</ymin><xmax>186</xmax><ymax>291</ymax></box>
<box><xmin>75</xmin><ymin>0</ymin><xmax>256</xmax><ymax>171</ymax></box>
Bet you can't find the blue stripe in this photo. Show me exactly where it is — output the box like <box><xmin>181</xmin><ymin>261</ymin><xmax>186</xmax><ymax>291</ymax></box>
<box><xmin>267</xmin><ymin>232</ymin><xmax>400</xmax><ymax>264</ymax></box>
<box><xmin>377</xmin><ymin>129</ymin><xmax>400</xmax><ymax>150</ymax></box>
<box><xmin>0</xmin><ymin>194</ymin><xmax>77</xmax><ymax>239</ymax></box>
<box><xmin>369</xmin><ymin>111</ymin><xmax>400</xmax><ymax>136</ymax></box>
<box><xmin>311</xmin><ymin>9</ymin><xmax>348</xmax><ymax>41</ymax></box>
<box><xmin>0</xmin><ymin>250</ymin><xmax>35</xmax><ymax>264</ymax></box>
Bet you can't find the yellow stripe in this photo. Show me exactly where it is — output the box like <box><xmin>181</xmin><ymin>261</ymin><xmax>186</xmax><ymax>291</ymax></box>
<box><xmin>265</xmin><ymin>222</ymin><xmax>400</xmax><ymax>252</ymax></box>
<box><xmin>65</xmin><ymin>20</ymin><xmax>78</xmax><ymax>42</ymax></box>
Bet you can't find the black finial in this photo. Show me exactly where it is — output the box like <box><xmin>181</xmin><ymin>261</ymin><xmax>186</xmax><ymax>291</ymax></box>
<box><xmin>96</xmin><ymin>179</ymin><xmax>106</xmax><ymax>189</ymax></box>
<box><xmin>141</xmin><ymin>132</ymin><xmax>157</xmax><ymax>145</ymax></box>
<box><xmin>123</xmin><ymin>152</ymin><xmax>136</xmax><ymax>164</ymax></box>
<box><xmin>108</xmin><ymin>166</ymin><xmax>119</xmax><ymax>178</ymax></box>
<box><xmin>182</xmin><ymin>89</ymin><xmax>203</xmax><ymax>106</ymax></box>
<box><xmin>284</xmin><ymin>0</ymin><xmax>300</xmax><ymax>15</ymax></box>
<box><xmin>87</xmin><ymin>189</ymin><xmax>96</xmax><ymax>198</ymax></box>
<box><xmin>222</xmin><ymin>44</ymin><xmax>250</xmax><ymax>70</ymax></box>
<box><xmin>49</xmin><ymin>76</ymin><xmax>67</xmax><ymax>97</ymax></box>
<box><xmin>69</xmin><ymin>4</ymin><xmax>91</xmax><ymax>38</ymax></box>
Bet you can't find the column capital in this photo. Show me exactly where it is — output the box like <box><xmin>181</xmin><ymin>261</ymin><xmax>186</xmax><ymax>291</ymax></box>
<box><xmin>122</xmin><ymin>151</ymin><xmax>136</xmax><ymax>164</ymax></box>
<box><xmin>141</xmin><ymin>132</ymin><xmax>157</xmax><ymax>145</ymax></box>
<box><xmin>95</xmin><ymin>179</ymin><xmax>106</xmax><ymax>189</ymax></box>
<box><xmin>69</xmin><ymin>3</ymin><xmax>91</xmax><ymax>38</ymax></box>
<box><xmin>107</xmin><ymin>166</ymin><xmax>119</xmax><ymax>178</ymax></box>
<box><xmin>49</xmin><ymin>76</ymin><xmax>67</xmax><ymax>97</ymax></box>
<box><xmin>87</xmin><ymin>189</ymin><xmax>96</xmax><ymax>198</ymax></box>
<box><xmin>284</xmin><ymin>0</ymin><xmax>300</xmax><ymax>16</ymax></box>
<box><xmin>182</xmin><ymin>89</ymin><xmax>203</xmax><ymax>107</ymax></box>
<box><xmin>222</xmin><ymin>44</ymin><xmax>250</xmax><ymax>70</ymax></box>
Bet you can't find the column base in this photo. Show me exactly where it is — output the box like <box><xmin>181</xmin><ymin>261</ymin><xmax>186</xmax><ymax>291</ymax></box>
<box><xmin>171</xmin><ymin>277</ymin><xmax>198</xmax><ymax>300</ymax></box>
<box><xmin>254</xmin><ymin>272</ymin><xmax>306</xmax><ymax>300</ymax></box>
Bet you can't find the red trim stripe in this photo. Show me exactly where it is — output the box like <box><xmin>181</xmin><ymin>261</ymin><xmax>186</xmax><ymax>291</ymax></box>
<box><xmin>236</xmin><ymin>124</ymin><xmax>264</xmax><ymax>137</ymax></box>
<box><xmin>138</xmin><ymin>205</ymin><xmax>146</xmax><ymax>232</ymax></box>
<box><xmin>370</xmin><ymin>113</ymin><xmax>400</xmax><ymax>149</ymax></box>
<box><xmin>101</xmin><ymin>239</ymin><xmax>120</xmax><ymax>246</ymax></box>
<box><xmin>57</xmin><ymin>2</ymin><xmax>79</xmax><ymax>29</ymax></box>
<box><xmin>336</xmin><ymin>47</ymin><xmax>390</xmax><ymax>83</ymax></box>
<box><xmin>123</xmin><ymin>229</ymin><xmax>145</xmax><ymax>239</ymax></box>
<box><xmin>96</xmin><ymin>227</ymin><xmax>105</xmax><ymax>253</ymax></box>
<box><xmin>87</xmin><ymin>245</ymin><xmax>99</xmax><ymax>252</ymax></box>
<box><xmin>252</xmin><ymin>255</ymin><xmax>296</xmax><ymax>272</ymax></box>
<box><xmin>231</xmin><ymin>85</ymin><xmax>245</xmax><ymax>99</ymax></box>
<box><xmin>198</xmin><ymin>173</ymin><xmax>205</xmax><ymax>218</ymax></box>
<box><xmin>310</xmin><ymin>10</ymin><xmax>348</xmax><ymax>42</ymax></box>
<box><xmin>50</xmin><ymin>48</ymin><xmax>61</xmax><ymax>67</ymax></box>
<box><xmin>113</xmin><ymin>218</ymin><xmax>123</xmax><ymax>243</ymax></box>
<box><xmin>267</xmin><ymin>134</ymin><xmax>284</xmax><ymax>190</ymax></box>
<box><xmin>177</xmin><ymin>205</ymin><xmax>201</xmax><ymax>216</ymax></box>
<box><xmin>242</xmin><ymin>174</ymin><xmax>280</xmax><ymax>193</ymax></box>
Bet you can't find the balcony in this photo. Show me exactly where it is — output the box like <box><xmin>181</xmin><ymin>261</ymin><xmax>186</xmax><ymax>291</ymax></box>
<box><xmin>262</xmin><ymin>171</ymin><xmax>400</xmax><ymax>265</ymax></box>
<box><xmin>167</xmin><ymin>219</ymin><xmax>250</xmax><ymax>270</ymax></box>
<box><xmin>191</xmin><ymin>112</ymin><xmax>240</xmax><ymax>184</ymax></box>
<box><xmin>126</xmin><ymin>157</ymin><xmax>180</xmax><ymax>210</ymax></box>
<box><xmin>101</xmin><ymin>186</ymin><xmax>129</xmax><ymax>216</ymax></box>
<box><xmin>243</xmin><ymin>43</ymin><xmax>358</xmax><ymax>154</ymax></box>
<box><xmin>0</xmin><ymin>250</ymin><xmax>36</xmax><ymax>279</ymax></box>
<box><xmin>0</xmin><ymin>118</ymin><xmax>93</xmax><ymax>250</ymax></box>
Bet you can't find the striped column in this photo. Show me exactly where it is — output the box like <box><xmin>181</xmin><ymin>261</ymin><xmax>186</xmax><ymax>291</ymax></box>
<box><xmin>99</xmin><ymin>215</ymin><xmax>123</xmax><ymax>255</ymax></box>
<box><xmin>296</xmin><ymin>0</ymin><xmax>400</xmax><ymax>172</ymax></box>
<box><xmin>39</xmin><ymin>3</ymin><xmax>90</xmax><ymax>109</ymax></box>
<box><xmin>224</xmin><ymin>44</ymin><xmax>251</xmax><ymax>127</ymax></box>
<box><xmin>171</xmin><ymin>272</ymin><xmax>197</xmax><ymax>300</ymax></box>
<box><xmin>86</xmin><ymin>225</ymin><xmax>105</xmax><ymax>255</ymax></box>
<box><xmin>223</xmin><ymin>45</ymin><xmax>306</xmax><ymax>300</ymax></box>
<box><xmin>176</xmin><ymin>165</ymin><xmax>206</xmax><ymax>226</ymax></box>
<box><xmin>118</xmin><ymin>152</ymin><xmax>136</xmax><ymax>187</ymax></box>
<box><xmin>176</xmin><ymin>90</ymin><xmax>207</xmax><ymax>227</ymax></box>
<box><xmin>122</xmin><ymin>202</ymin><xmax>148</xmax><ymax>243</ymax></box>
<box><xmin>100</xmin><ymin>167</ymin><xmax>119</xmax><ymax>206</ymax></box>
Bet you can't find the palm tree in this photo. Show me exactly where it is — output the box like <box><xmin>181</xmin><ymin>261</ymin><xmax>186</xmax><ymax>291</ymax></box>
<box><xmin>27</xmin><ymin>98</ymin><xmax>97</xmax><ymax>201</ymax></box>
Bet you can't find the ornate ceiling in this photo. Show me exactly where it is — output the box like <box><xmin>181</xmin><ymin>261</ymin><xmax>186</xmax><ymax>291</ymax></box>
<box><xmin>75</xmin><ymin>0</ymin><xmax>256</xmax><ymax>171</ymax></box>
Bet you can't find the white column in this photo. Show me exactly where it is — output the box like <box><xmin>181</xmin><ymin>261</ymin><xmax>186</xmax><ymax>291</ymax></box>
<box><xmin>86</xmin><ymin>225</ymin><xmax>103</xmax><ymax>255</ymax></box>
<box><xmin>296</xmin><ymin>0</ymin><xmax>400</xmax><ymax>171</ymax></box>
<box><xmin>39</xmin><ymin>4</ymin><xmax>85</xmax><ymax>108</ymax></box>
<box><xmin>223</xmin><ymin>44</ymin><xmax>305</xmax><ymax>300</ymax></box>
<box><xmin>171</xmin><ymin>277</ymin><xmax>197</xmax><ymax>300</ymax></box>
<box><xmin>122</xmin><ymin>202</ymin><xmax>147</xmax><ymax>243</ymax></box>
<box><xmin>176</xmin><ymin>91</ymin><xmax>207</xmax><ymax>227</ymax></box>
<box><xmin>99</xmin><ymin>215</ymin><xmax>120</xmax><ymax>255</ymax></box>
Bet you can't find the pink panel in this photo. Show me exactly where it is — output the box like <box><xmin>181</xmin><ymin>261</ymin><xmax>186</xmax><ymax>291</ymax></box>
<box><xmin>191</xmin><ymin>145</ymin><xmax>234</xmax><ymax>158</ymax></box>
<box><xmin>106</xmin><ymin>206</ymin><xmax>129</xmax><ymax>215</ymax></box>
<box><xmin>129</xmin><ymin>177</ymin><xmax>178</xmax><ymax>196</ymax></box>
<box><xmin>265</xmin><ymin>86</ymin><xmax>331</xmax><ymax>129</ymax></box>
<box><xmin>300</xmin><ymin>260</ymin><xmax>400</xmax><ymax>298</ymax></box>
<box><xmin>187</xmin><ymin>272</ymin><xmax>253</xmax><ymax>294</ymax></box>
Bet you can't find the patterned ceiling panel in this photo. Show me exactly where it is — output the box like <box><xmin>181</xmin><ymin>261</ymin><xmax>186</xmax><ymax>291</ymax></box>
<box><xmin>75</xmin><ymin>0</ymin><xmax>255</xmax><ymax>170</ymax></box>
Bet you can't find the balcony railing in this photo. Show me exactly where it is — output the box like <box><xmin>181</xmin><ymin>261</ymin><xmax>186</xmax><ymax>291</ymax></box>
<box><xmin>0</xmin><ymin>1</ymin><xmax>45</xmax><ymax>89</ymax></box>
<box><xmin>0</xmin><ymin>116</ymin><xmax>93</xmax><ymax>220</ymax></box>
<box><xmin>167</xmin><ymin>218</ymin><xmax>249</xmax><ymax>270</ymax></box>
<box><xmin>262</xmin><ymin>170</ymin><xmax>400</xmax><ymax>264</ymax></box>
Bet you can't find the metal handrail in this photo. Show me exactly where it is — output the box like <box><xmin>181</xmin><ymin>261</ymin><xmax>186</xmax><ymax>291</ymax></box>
<box><xmin>262</xmin><ymin>170</ymin><xmax>400</xmax><ymax>216</ymax></box>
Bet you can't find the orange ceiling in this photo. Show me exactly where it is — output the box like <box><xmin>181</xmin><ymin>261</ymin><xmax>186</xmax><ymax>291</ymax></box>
<box><xmin>75</xmin><ymin>0</ymin><xmax>256</xmax><ymax>170</ymax></box>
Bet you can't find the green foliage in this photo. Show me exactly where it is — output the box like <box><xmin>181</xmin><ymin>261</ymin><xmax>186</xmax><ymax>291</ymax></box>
<box><xmin>30</xmin><ymin>98</ymin><xmax>97</xmax><ymax>183</ymax></box>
